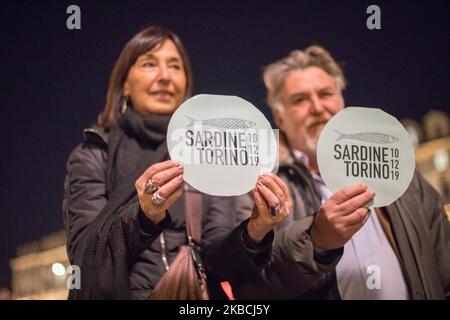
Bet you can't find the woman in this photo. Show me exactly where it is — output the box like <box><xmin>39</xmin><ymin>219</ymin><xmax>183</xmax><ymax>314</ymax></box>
<box><xmin>63</xmin><ymin>26</ymin><xmax>290</xmax><ymax>299</ymax></box>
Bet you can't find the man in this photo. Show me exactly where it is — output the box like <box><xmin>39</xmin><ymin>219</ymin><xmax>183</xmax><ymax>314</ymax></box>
<box><xmin>231</xmin><ymin>46</ymin><xmax>450</xmax><ymax>299</ymax></box>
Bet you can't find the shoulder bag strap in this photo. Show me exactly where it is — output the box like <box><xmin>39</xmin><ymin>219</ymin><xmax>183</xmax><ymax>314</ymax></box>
<box><xmin>183</xmin><ymin>184</ymin><xmax>203</xmax><ymax>246</ymax></box>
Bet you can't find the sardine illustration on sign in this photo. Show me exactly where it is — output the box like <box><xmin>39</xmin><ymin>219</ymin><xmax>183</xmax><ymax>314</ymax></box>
<box><xmin>335</xmin><ymin>130</ymin><xmax>398</xmax><ymax>144</ymax></box>
<box><xmin>185</xmin><ymin>116</ymin><xmax>256</xmax><ymax>129</ymax></box>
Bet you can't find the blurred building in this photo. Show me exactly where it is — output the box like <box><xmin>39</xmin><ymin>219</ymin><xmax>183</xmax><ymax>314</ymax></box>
<box><xmin>402</xmin><ymin>109</ymin><xmax>450</xmax><ymax>220</ymax></box>
<box><xmin>8</xmin><ymin>109</ymin><xmax>450</xmax><ymax>299</ymax></box>
<box><xmin>9</xmin><ymin>230</ymin><xmax>69</xmax><ymax>299</ymax></box>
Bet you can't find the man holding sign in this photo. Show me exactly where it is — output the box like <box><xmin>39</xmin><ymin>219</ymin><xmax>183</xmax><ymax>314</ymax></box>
<box><xmin>231</xmin><ymin>46</ymin><xmax>450</xmax><ymax>299</ymax></box>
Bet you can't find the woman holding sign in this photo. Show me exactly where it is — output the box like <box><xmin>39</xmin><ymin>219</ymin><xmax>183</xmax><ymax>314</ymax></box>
<box><xmin>63</xmin><ymin>26</ymin><xmax>290</xmax><ymax>299</ymax></box>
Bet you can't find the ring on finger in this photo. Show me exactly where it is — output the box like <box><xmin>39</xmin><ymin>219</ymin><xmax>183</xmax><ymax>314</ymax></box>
<box><xmin>270</xmin><ymin>203</ymin><xmax>282</xmax><ymax>219</ymax></box>
<box><xmin>151</xmin><ymin>192</ymin><xmax>166</xmax><ymax>207</ymax></box>
<box><xmin>144</xmin><ymin>178</ymin><xmax>159</xmax><ymax>194</ymax></box>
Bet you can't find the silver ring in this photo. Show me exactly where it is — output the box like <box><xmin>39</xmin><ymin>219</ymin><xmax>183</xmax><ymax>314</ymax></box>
<box><xmin>144</xmin><ymin>178</ymin><xmax>159</xmax><ymax>194</ymax></box>
<box><xmin>270</xmin><ymin>203</ymin><xmax>282</xmax><ymax>218</ymax></box>
<box><xmin>151</xmin><ymin>192</ymin><xmax>166</xmax><ymax>207</ymax></box>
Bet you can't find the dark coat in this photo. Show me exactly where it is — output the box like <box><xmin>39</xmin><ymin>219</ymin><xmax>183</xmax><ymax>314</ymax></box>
<box><xmin>63</xmin><ymin>127</ymin><xmax>266</xmax><ymax>299</ymax></box>
<box><xmin>232</xmin><ymin>154</ymin><xmax>450</xmax><ymax>299</ymax></box>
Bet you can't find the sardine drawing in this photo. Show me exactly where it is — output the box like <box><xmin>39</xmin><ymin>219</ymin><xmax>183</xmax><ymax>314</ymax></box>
<box><xmin>185</xmin><ymin>116</ymin><xmax>256</xmax><ymax>129</ymax></box>
<box><xmin>335</xmin><ymin>130</ymin><xmax>398</xmax><ymax>144</ymax></box>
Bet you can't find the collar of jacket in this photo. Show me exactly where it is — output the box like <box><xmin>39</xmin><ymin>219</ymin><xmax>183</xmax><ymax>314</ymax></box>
<box><xmin>83</xmin><ymin>125</ymin><xmax>109</xmax><ymax>147</ymax></box>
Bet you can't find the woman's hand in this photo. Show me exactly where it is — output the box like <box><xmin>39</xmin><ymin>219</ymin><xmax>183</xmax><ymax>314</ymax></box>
<box><xmin>247</xmin><ymin>173</ymin><xmax>292</xmax><ymax>244</ymax></box>
<box><xmin>135</xmin><ymin>160</ymin><xmax>184</xmax><ymax>224</ymax></box>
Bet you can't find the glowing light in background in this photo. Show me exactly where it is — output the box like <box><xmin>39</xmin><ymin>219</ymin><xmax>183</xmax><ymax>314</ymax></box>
<box><xmin>51</xmin><ymin>263</ymin><xmax>66</xmax><ymax>276</ymax></box>
<box><xmin>434</xmin><ymin>149</ymin><xmax>449</xmax><ymax>172</ymax></box>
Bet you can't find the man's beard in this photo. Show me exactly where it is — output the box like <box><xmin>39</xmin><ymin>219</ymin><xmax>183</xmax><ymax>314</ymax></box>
<box><xmin>304</xmin><ymin>131</ymin><xmax>320</xmax><ymax>156</ymax></box>
<box><xmin>304</xmin><ymin>115</ymin><xmax>330</xmax><ymax>155</ymax></box>
<box><xmin>305</xmin><ymin>114</ymin><xmax>331</xmax><ymax>131</ymax></box>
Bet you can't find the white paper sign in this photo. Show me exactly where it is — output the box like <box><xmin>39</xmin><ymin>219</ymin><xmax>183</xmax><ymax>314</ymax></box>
<box><xmin>317</xmin><ymin>107</ymin><xmax>415</xmax><ymax>207</ymax></box>
<box><xmin>167</xmin><ymin>94</ymin><xmax>278</xmax><ymax>196</ymax></box>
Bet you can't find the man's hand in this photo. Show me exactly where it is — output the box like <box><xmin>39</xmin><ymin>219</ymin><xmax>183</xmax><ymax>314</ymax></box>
<box><xmin>311</xmin><ymin>184</ymin><xmax>375</xmax><ymax>252</ymax></box>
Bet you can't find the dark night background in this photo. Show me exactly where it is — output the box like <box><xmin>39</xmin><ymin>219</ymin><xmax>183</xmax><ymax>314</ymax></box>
<box><xmin>0</xmin><ymin>0</ymin><xmax>448</xmax><ymax>285</ymax></box>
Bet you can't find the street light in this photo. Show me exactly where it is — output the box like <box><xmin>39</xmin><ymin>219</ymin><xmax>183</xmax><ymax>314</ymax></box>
<box><xmin>51</xmin><ymin>263</ymin><xmax>66</xmax><ymax>276</ymax></box>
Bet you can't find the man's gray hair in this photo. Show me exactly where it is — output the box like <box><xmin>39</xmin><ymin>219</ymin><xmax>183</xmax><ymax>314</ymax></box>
<box><xmin>263</xmin><ymin>45</ymin><xmax>346</xmax><ymax>113</ymax></box>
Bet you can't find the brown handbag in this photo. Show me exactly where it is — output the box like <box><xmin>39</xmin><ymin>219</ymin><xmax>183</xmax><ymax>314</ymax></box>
<box><xmin>148</xmin><ymin>188</ymin><xmax>209</xmax><ymax>300</ymax></box>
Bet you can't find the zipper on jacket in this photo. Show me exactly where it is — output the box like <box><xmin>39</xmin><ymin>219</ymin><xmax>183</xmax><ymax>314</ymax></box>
<box><xmin>159</xmin><ymin>233</ymin><xmax>170</xmax><ymax>271</ymax></box>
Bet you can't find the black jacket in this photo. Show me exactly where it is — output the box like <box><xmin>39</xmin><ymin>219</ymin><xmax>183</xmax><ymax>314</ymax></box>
<box><xmin>63</xmin><ymin>127</ymin><xmax>270</xmax><ymax>299</ymax></box>
<box><xmin>232</xmin><ymin>156</ymin><xmax>450</xmax><ymax>299</ymax></box>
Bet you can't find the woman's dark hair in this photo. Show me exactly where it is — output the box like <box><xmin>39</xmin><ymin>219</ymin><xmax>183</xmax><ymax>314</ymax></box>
<box><xmin>97</xmin><ymin>26</ymin><xmax>193</xmax><ymax>129</ymax></box>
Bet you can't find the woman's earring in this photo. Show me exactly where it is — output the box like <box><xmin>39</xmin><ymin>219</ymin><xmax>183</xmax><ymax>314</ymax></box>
<box><xmin>120</xmin><ymin>96</ymin><xmax>130</xmax><ymax>114</ymax></box>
